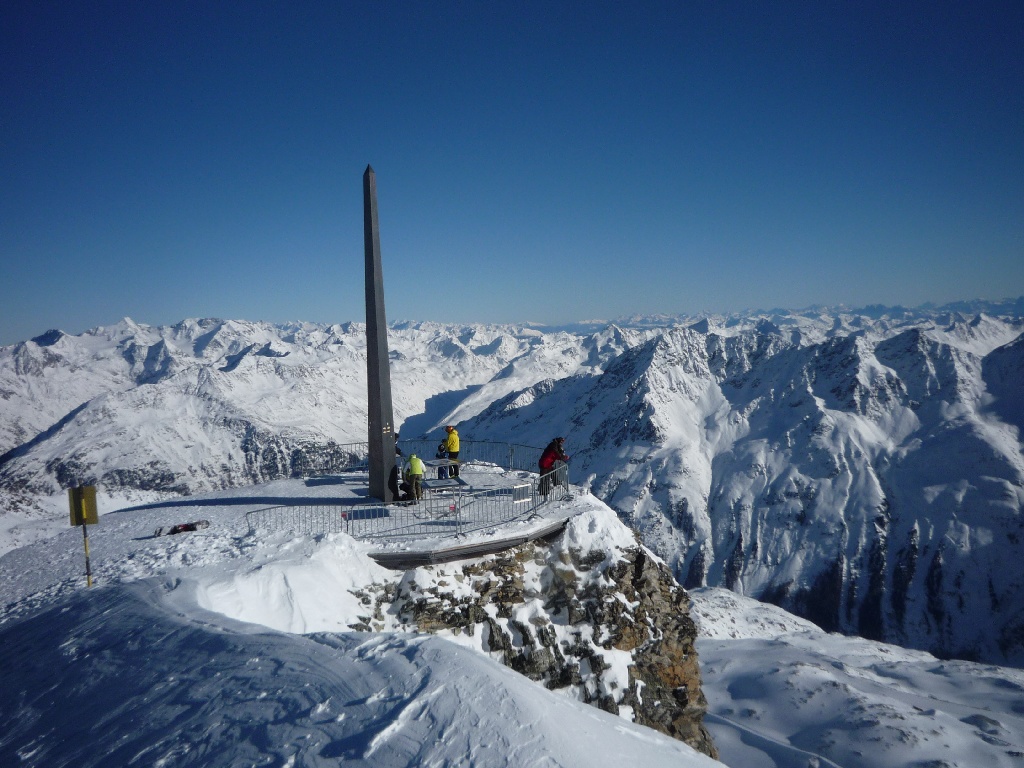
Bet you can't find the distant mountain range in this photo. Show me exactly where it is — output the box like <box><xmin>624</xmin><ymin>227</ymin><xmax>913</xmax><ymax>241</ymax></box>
<box><xmin>2</xmin><ymin>298</ymin><xmax>1023</xmax><ymax>665</ymax></box>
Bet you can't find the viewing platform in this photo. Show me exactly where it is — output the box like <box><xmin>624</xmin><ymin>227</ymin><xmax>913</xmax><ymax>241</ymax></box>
<box><xmin>245</xmin><ymin>440</ymin><xmax>578</xmax><ymax>570</ymax></box>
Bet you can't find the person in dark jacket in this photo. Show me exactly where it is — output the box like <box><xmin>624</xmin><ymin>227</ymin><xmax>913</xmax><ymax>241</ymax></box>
<box><xmin>435</xmin><ymin>442</ymin><xmax>450</xmax><ymax>480</ymax></box>
<box><xmin>538</xmin><ymin>437</ymin><xmax>569</xmax><ymax>495</ymax></box>
<box><xmin>388</xmin><ymin>462</ymin><xmax>402</xmax><ymax>501</ymax></box>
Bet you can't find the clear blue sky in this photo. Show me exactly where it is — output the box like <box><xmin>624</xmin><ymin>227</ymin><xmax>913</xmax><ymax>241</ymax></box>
<box><xmin>2</xmin><ymin>1</ymin><xmax>1022</xmax><ymax>345</ymax></box>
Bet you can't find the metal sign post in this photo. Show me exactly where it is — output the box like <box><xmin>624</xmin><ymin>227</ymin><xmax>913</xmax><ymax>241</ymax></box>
<box><xmin>68</xmin><ymin>485</ymin><xmax>98</xmax><ymax>587</ymax></box>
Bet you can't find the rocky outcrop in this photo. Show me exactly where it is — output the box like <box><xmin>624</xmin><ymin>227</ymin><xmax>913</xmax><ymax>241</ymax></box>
<box><xmin>353</xmin><ymin>510</ymin><xmax>718</xmax><ymax>759</ymax></box>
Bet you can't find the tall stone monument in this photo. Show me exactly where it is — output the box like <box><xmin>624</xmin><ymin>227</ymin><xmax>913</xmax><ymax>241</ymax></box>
<box><xmin>363</xmin><ymin>165</ymin><xmax>397</xmax><ymax>501</ymax></box>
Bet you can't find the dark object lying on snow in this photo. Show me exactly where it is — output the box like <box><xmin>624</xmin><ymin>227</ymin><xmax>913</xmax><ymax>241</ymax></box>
<box><xmin>154</xmin><ymin>520</ymin><xmax>210</xmax><ymax>537</ymax></box>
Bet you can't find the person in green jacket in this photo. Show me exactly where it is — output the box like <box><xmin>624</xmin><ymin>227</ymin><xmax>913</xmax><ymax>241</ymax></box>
<box><xmin>442</xmin><ymin>425</ymin><xmax>460</xmax><ymax>477</ymax></box>
<box><xmin>404</xmin><ymin>453</ymin><xmax>425</xmax><ymax>500</ymax></box>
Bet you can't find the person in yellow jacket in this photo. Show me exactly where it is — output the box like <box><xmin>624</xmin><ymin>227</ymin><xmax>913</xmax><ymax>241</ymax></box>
<box><xmin>404</xmin><ymin>453</ymin><xmax>425</xmax><ymax>500</ymax></box>
<box><xmin>442</xmin><ymin>425</ymin><xmax>460</xmax><ymax>477</ymax></box>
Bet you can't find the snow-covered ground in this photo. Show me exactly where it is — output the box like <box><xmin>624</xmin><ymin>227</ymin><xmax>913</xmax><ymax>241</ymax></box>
<box><xmin>0</xmin><ymin>480</ymin><xmax>718</xmax><ymax>767</ymax></box>
<box><xmin>4</xmin><ymin>308</ymin><xmax>1024</xmax><ymax>664</ymax></box>
<box><xmin>2</xmin><ymin>479</ymin><xmax>1023</xmax><ymax>766</ymax></box>
<box><xmin>693</xmin><ymin>589</ymin><xmax>1024</xmax><ymax>768</ymax></box>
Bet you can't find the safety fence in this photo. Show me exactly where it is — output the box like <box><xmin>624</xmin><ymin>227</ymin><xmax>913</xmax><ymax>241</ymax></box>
<box><xmin>396</xmin><ymin>439</ymin><xmax>543</xmax><ymax>474</ymax></box>
<box><xmin>245</xmin><ymin>442</ymin><xmax>571</xmax><ymax>543</ymax></box>
<box><xmin>293</xmin><ymin>439</ymin><xmax>548</xmax><ymax>475</ymax></box>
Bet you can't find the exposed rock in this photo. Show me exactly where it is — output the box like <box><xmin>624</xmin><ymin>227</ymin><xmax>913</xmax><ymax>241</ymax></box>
<box><xmin>355</xmin><ymin>512</ymin><xmax>718</xmax><ymax>759</ymax></box>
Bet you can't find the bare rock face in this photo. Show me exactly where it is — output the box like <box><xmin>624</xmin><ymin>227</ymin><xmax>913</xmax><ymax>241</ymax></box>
<box><xmin>355</xmin><ymin>509</ymin><xmax>717</xmax><ymax>759</ymax></box>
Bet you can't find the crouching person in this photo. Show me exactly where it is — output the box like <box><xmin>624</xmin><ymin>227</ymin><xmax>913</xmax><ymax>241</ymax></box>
<box><xmin>404</xmin><ymin>453</ymin><xmax>425</xmax><ymax>500</ymax></box>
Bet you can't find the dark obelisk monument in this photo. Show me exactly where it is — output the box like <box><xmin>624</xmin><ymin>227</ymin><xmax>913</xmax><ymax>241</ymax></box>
<box><xmin>363</xmin><ymin>165</ymin><xmax>397</xmax><ymax>501</ymax></box>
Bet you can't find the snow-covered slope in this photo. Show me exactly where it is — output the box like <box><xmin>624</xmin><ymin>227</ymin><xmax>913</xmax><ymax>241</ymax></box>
<box><xmin>2</xmin><ymin>302</ymin><xmax>1023</xmax><ymax>666</ymax></box>
<box><xmin>692</xmin><ymin>587</ymin><xmax>1024</xmax><ymax>768</ymax></box>
<box><xmin>0</xmin><ymin>318</ymin><xmax>618</xmax><ymax>504</ymax></box>
<box><xmin>462</xmin><ymin>311</ymin><xmax>1024</xmax><ymax>666</ymax></box>
<box><xmin>0</xmin><ymin>484</ymin><xmax>719</xmax><ymax>767</ymax></box>
<box><xmin>2</xmin><ymin>480</ymin><xmax>1021</xmax><ymax>767</ymax></box>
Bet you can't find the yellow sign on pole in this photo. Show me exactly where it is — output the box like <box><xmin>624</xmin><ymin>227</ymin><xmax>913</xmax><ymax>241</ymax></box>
<box><xmin>69</xmin><ymin>485</ymin><xmax>98</xmax><ymax>526</ymax></box>
<box><xmin>68</xmin><ymin>485</ymin><xmax>98</xmax><ymax>587</ymax></box>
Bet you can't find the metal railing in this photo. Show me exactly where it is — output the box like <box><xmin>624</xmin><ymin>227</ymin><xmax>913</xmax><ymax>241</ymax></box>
<box><xmin>395</xmin><ymin>439</ymin><xmax>543</xmax><ymax>474</ymax></box>
<box><xmin>246</xmin><ymin>442</ymin><xmax>571</xmax><ymax>542</ymax></box>
<box><xmin>285</xmin><ymin>440</ymin><xmax>546</xmax><ymax>477</ymax></box>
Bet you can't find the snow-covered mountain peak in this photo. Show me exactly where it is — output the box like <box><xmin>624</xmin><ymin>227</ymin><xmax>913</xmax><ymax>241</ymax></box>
<box><xmin>2</xmin><ymin>300</ymin><xmax>1023</xmax><ymax>667</ymax></box>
